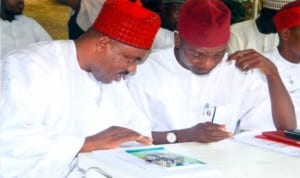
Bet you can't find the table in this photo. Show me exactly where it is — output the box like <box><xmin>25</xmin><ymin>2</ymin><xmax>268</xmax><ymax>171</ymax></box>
<box><xmin>77</xmin><ymin>138</ymin><xmax>300</xmax><ymax>178</ymax></box>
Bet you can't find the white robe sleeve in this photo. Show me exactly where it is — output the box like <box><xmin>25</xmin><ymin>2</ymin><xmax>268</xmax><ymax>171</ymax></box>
<box><xmin>0</xmin><ymin>54</ymin><xmax>85</xmax><ymax>178</ymax></box>
<box><xmin>127</xmin><ymin>74</ymin><xmax>156</xmax><ymax>130</ymax></box>
<box><xmin>227</xmin><ymin>30</ymin><xmax>244</xmax><ymax>54</ymax></box>
<box><xmin>76</xmin><ymin>0</ymin><xmax>105</xmax><ymax>31</ymax></box>
<box><xmin>98</xmin><ymin>80</ymin><xmax>152</xmax><ymax>138</ymax></box>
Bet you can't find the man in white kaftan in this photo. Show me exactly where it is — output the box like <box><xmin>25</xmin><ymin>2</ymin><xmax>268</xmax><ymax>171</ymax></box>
<box><xmin>128</xmin><ymin>0</ymin><xmax>296</xmax><ymax>144</ymax></box>
<box><xmin>242</xmin><ymin>1</ymin><xmax>300</xmax><ymax>129</ymax></box>
<box><xmin>0</xmin><ymin>0</ymin><xmax>161</xmax><ymax>177</ymax></box>
<box><xmin>128</xmin><ymin>48</ymin><xmax>268</xmax><ymax>133</ymax></box>
<box><xmin>242</xmin><ymin>48</ymin><xmax>300</xmax><ymax>129</ymax></box>
<box><xmin>0</xmin><ymin>41</ymin><xmax>151</xmax><ymax>178</ymax></box>
<box><xmin>266</xmin><ymin>49</ymin><xmax>300</xmax><ymax>127</ymax></box>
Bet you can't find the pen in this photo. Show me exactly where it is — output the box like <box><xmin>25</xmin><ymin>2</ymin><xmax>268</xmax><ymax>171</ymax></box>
<box><xmin>211</xmin><ymin>106</ymin><xmax>217</xmax><ymax>123</ymax></box>
<box><xmin>234</xmin><ymin>106</ymin><xmax>256</xmax><ymax>135</ymax></box>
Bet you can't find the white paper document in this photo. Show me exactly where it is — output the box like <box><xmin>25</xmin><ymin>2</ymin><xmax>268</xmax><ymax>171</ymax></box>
<box><xmin>78</xmin><ymin>146</ymin><xmax>220</xmax><ymax>178</ymax></box>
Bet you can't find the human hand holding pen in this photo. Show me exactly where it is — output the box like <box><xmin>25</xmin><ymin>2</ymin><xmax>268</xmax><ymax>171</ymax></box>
<box><xmin>189</xmin><ymin>122</ymin><xmax>233</xmax><ymax>143</ymax></box>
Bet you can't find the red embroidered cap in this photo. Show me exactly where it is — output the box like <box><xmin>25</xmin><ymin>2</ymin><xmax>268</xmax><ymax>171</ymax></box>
<box><xmin>177</xmin><ymin>0</ymin><xmax>231</xmax><ymax>47</ymax></box>
<box><xmin>274</xmin><ymin>0</ymin><xmax>300</xmax><ymax>32</ymax></box>
<box><xmin>93</xmin><ymin>0</ymin><xmax>160</xmax><ymax>49</ymax></box>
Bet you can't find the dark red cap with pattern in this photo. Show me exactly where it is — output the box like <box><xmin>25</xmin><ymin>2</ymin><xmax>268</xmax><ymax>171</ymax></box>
<box><xmin>93</xmin><ymin>0</ymin><xmax>161</xmax><ymax>49</ymax></box>
<box><xmin>178</xmin><ymin>0</ymin><xmax>231</xmax><ymax>47</ymax></box>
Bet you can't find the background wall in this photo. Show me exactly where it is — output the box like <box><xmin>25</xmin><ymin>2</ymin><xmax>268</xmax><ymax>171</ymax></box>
<box><xmin>24</xmin><ymin>0</ymin><xmax>70</xmax><ymax>39</ymax></box>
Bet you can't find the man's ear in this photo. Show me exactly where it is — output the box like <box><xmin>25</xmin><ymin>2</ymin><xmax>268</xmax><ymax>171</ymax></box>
<box><xmin>95</xmin><ymin>36</ymin><xmax>111</xmax><ymax>52</ymax></box>
<box><xmin>174</xmin><ymin>32</ymin><xmax>180</xmax><ymax>48</ymax></box>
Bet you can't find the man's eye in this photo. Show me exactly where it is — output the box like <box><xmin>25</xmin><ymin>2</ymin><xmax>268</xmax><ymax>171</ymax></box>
<box><xmin>191</xmin><ymin>52</ymin><xmax>200</xmax><ymax>57</ymax></box>
<box><xmin>214</xmin><ymin>53</ymin><xmax>224</xmax><ymax>59</ymax></box>
<box><xmin>128</xmin><ymin>59</ymin><xmax>136</xmax><ymax>64</ymax></box>
<box><xmin>192</xmin><ymin>53</ymin><xmax>206</xmax><ymax>59</ymax></box>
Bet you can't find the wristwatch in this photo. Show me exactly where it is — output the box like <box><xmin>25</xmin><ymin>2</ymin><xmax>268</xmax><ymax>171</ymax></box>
<box><xmin>166</xmin><ymin>132</ymin><xmax>177</xmax><ymax>143</ymax></box>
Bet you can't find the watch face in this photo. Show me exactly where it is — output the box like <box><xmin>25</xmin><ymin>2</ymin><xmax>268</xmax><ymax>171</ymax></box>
<box><xmin>166</xmin><ymin>132</ymin><xmax>177</xmax><ymax>143</ymax></box>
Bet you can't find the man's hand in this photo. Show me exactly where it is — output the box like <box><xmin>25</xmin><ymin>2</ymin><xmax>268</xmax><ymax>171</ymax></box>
<box><xmin>80</xmin><ymin>126</ymin><xmax>152</xmax><ymax>152</ymax></box>
<box><xmin>228</xmin><ymin>49</ymin><xmax>278</xmax><ymax>77</ymax></box>
<box><xmin>189</xmin><ymin>122</ymin><xmax>232</xmax><ymax>143</ymax></box>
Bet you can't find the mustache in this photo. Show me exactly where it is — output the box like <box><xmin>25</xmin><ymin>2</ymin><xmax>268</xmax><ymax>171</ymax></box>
<box><xmin>119</xmin><ymin>71</ymin><xmax>129</xmax><ymax>76</ymax></box>
<box><xmin>119</xmin><ymin>71</ymin><xmax>130</xmax><ymax>79</ymax></box>
<box><xmin>118</xmin><ymin>71</ymin><xmax>129</xmax><ymax>80</ymax></box>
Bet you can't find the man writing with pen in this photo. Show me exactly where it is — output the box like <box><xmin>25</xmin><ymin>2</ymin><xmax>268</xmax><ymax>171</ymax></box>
<box><xmin>127</xmin><ymin>0</ymin><xmax>297</xmax><ymax>144</ymax></box>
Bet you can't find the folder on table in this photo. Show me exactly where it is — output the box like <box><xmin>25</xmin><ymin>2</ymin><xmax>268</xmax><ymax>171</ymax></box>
<box><xmin>255</xmin><ymin>130</ymin><xmax>300</xmax><ymax>148</ymax></box>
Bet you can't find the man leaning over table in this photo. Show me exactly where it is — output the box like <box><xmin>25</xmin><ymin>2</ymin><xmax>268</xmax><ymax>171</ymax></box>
<box><xmin>127</xmin><ymin>0</ymin><xmax>296</xmax><ymax>145</ymax></box>
<box><xmin>241</xmin><ymin>0</ymin><xmax>300</xmax><ymax>130</ymax></box>
<box><xmin>0</xmin><ymin>0</ymin><xmax>160</xmax><ymax>177</ymax></box>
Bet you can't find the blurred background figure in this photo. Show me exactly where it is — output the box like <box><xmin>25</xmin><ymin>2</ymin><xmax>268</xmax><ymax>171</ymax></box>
<box><xmin>222</xmin><ymin>0</ymin><xmax>252</xmax><ymax>24</ymax></box>
<box><xmin>66</xmin><ymin>0</ymin><xmax>84</xmax><ymax>39</ymax></box>
<box><xmin>142</xmin><ymin>0</ymin><xmax>162</xmax><ymax>13</ymax></box>
<box><xmin>159</xmin><ymin>0</ymin><xmax>183</xmax><ymax>31</ymax></box>
<box><xmin>152</xmin><ymin>0</ymin><xmax>185</xmax><ymax>50</ymax></box>
<box><xmin>227</xmin><ymin>0</ymin><xmax>295</xmax><ymax>53</ymax></box>
<box><xmin>1</xmin><ymin>0</ymin><xmax>52</xmax><ymax>58</ymax></box>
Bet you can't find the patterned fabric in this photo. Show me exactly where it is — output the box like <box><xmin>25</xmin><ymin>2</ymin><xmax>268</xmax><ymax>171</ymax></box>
<box><xmin>263</xmin><ymin>0</ymin><xmax>295</xmax><ymax>10</ymax></box>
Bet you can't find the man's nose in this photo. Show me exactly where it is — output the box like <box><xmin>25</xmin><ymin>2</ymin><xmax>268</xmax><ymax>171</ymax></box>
<box><xmin>202</xmin><ymin>57</ymin><xmax>215</xmax><ymax>69</ymax></box>
<box><xmin>127</xmin><ymin>64</ymin><xmax>137</xmax><ymax>73</ymax></box>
